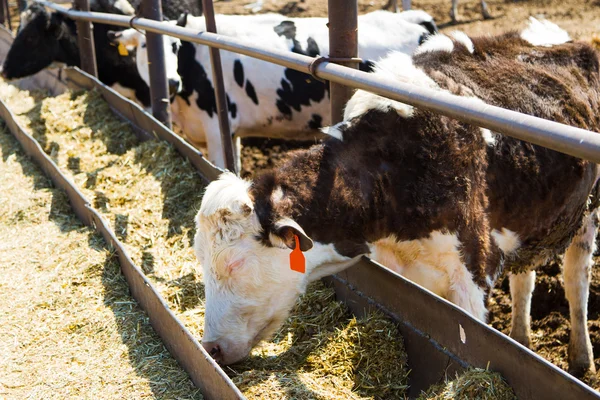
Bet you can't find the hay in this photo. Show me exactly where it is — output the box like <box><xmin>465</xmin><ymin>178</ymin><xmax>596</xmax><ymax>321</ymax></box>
<box><xmin>228</xmin><ymin>282</ymin><xmax>409</xmax><ymax>399</ymax></box>
<box><xmin>419</xmin><ymin>368</ymin><xmax>517</xmax><ymax>400</ymax></box>
<box><xmin>0</xmin><ymin>80</ymin><xmax>410</xmax><ymax>399</ymax></box>
<box><xmin>0</xmin><ymin>124</ymin><xmax>201</xmax><ymax>398</ymax></box>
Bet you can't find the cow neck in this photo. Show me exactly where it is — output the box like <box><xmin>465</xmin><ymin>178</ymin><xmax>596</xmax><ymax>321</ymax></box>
<box><xmin>251</xmin><ymin>143</ymin><xmax>371</xmax><ymax>258</ymax></box>
<box><xmin>57</xmin><ymin>20</ymin><xmax>80</xmax><ymax>66</ymax></box>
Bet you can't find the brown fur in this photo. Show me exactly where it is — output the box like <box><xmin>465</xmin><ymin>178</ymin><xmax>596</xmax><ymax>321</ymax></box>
<box><xmin>250</xmin><ymin>33</ymin><xmax>600</xmax><ymax>293</ymax></box>
<box><xmin>415</xmin><ymin>32</ymin><xmax>600</xmax><ymax>273</ymax></box>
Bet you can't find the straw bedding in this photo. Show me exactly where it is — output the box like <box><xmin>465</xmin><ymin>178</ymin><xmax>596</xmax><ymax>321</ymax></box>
<box><xmin>0</xmin><ymin>82</ymin><xmax>416</xmax><ymax>399</ymax></box>
<box><xmin>0</xmin><ymin>123</ymin><xmax>201</xmax><ymax>398</ymax></box>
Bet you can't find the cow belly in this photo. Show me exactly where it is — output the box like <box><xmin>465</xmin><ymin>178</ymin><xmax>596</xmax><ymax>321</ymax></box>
<box><xmin>370</xmin><ymin>232</ymin><xmax>487</xmax><ymax>320</ymax></box>
<box><xmin>370</xmin><ymin>234</ymin><xmax>451</xmax><ymax>297</ymax></box>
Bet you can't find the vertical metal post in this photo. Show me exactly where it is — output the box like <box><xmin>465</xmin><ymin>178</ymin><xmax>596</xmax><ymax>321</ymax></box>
<box><xmin>402</xmin><ymin>0</ymin><xmax>411</xmax><ymax>10</ymax></box>
<box><xmin>202</xmin><ymin>0</ymin><xmax>236</xmax><ymax>173</ymax></box>
<box><xmin>327</xmin><ymin>0</ymin><xmax>358</xmax><ymax>124</ymax></box>
<box><xmin>4</xmin><ymin>0</ymin><xmax>11</xmax><ymax>31</ymax></box>
<box><xmin>73</xmin><ymin>0</ymin><xmax>98</xmax><ymax>77</ymax></box>
<box><xmin>141</xmin><ymin>0</ymin><xmax>172</xmax><ymax>128</ymax></box>
<box><xmin>0</xmin><ymin>0</ymin><xmax>6</xmax><ymax>28</ymax></box>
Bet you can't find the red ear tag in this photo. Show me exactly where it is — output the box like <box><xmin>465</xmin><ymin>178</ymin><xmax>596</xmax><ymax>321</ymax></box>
<box><xmin>290</xmin><ymin>235</ymin><xmax>306</xmax><ymax>273</ymax></box>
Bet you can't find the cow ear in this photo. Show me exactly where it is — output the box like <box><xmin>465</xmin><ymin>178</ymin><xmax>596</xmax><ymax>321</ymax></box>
<box><xmin>107</xmin><ymin>28</ymin><xmax>140</xmax><ymax>48</ymax></box>
<box><xmin>176</xmin><ymin>12</ymin><xmax>188</xmax><ymax>27</ymax></box>
<box><xmin>107</xmin><ymin>30</ymin><xmax>121</xmax><ymax>44</ymax></box>
<box><xmin>47</xmin><ymin>12</ymin><xmax>63</xmax><ymax>36</ymax></box>
<box><xmin>270</xmin><ymin>218</ymin><xmax>313</xmax><ymax>251</ymax></box>
<box><xmin>198</xmin><ymin>200</ymin><xmax>253</xmax><ymax>243</ymax></box>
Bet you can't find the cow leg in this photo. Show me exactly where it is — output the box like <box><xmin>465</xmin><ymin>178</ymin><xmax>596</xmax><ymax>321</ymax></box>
<box><xmin>509</xmin><ymin>270</ymin><xmax>535</xmax><ymax>347</ymax></box>
<box><xmin>480</xmin><ymin>0</ymin><xmax>492</xmax><ymax>19</ymax></box>
<box><xmin>563</xmin><ymin>211</ymin><xmax>597</xmax><ymax>377</ymax></box>
<box><xmin>205</xmin><ymin>120</ymin><xmax>227</xmax><ymax>169</ymax></box>
<box><xmin>447</xmin><ymin>269</ymin><xmax>487</xmax><ymax>322</ymax></box>
<box><xmin>232</xmin><ymin>135</ymin><xmax>242</xmax><ymax>174</ymax></box>
<box><xmin>450</xmin><ymin>0</ymin><xmax>459</xmax><ymax>23</ymax></box>
<box><xmin>384</xmin><ymin>0</ymin><xmax>399</xmax><ymax>12</ymax></box>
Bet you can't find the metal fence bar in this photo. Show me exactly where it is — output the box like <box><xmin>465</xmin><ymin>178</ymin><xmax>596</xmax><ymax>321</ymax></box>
<box><xmin>142</xmin><ymin>0</ymin><xmax>172</xmax><ymax>128</ymax></box>
<box><xmin>327</xmin><ymin>0</ymin><xmax>358</xmax><ymax>124</ymax></box>
<box><xmin>201</xmin><ymin>0</ymin><xmax>236</xmax><ymax>173</ymax></box>
<box><xmin>35</xmin><ymin>1</ymin><xmax>600</xmax><ymax>164</ymax></box>
<box><xmin>72</xmin><ymin>0</ymin><xmax>98</xmax><ymax>77</ymax></box>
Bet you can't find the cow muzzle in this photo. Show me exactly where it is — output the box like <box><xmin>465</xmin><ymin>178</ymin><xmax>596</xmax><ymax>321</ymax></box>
<box><xmin>168</xmin><ymin>78</ymin><xmax>182</xmax><ymax>97</ymax></box>
<box><xmin>201</xmin><ymin>338</ymin><xmax>251</xmax><ymax>365</ymax></box>
<box><xmin>201</xmin><ymin>341</ymin><xmax>223</xmax><ymax>363</ymax></box>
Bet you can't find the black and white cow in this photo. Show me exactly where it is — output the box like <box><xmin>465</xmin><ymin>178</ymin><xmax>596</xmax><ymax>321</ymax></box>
<box><xmin>0</xmin><ymin>0</ymin><xmax>202</xmax><ymax>107</ymax></box>
<box><xmin>193</xmin><ymin>18</ymin><xmax>600</xmax><ymax>379</ymax></box>
<box><xmin>111</xmin><ymin>10</ymin><xmax>438</xmax><ymax>167</ymax></box>
<box><xmin>0</xmin><ymin>1</ymin><xmax>151</xmax><ymax>106</ymax></box>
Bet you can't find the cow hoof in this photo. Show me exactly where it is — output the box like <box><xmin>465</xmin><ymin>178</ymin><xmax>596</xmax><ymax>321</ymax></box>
<box><xmin>568</xmin><ymin>361</ymin><xmax>596</xmax><ymax>379</ymax></box>
<box><xmin>509</xmin><ymin>330</ymin><xmax>531</xmax><ymax>348</ymax></box>
<box><xmin>568</xmin><ymin>342</ymin><xmax>596</xmax><ymax>378</ymax></box>
<box><xmin>449</xmin><ymin>10</ymin><xmax>458</xmax><ymax>24</ymax></box>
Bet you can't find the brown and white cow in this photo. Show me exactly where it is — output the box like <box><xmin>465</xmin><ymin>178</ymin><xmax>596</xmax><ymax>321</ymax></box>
<box><xmin>194</xmin><ymin>18</ymin><xmax>600</xmax><ymax>376</ymax></box>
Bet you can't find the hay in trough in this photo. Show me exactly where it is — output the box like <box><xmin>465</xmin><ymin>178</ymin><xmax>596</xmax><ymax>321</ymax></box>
<box><xmin>0</xmin><ymin>80</ymin><xmax>410</xmax><ymax>399</ymax></box>
<box><xmin>0</xmin><ymin>124</ymin><xmax>202</xmax><ymax>399</ymax></box>
<box><xmin>419</xmin><ymin>368</ymin><xmax>517</xmax><ymax>400</ymax></box>
<box><xmin>228</xmin><ymin>281</ymin><xmax>409</xmax><ymax>399</ymax></box>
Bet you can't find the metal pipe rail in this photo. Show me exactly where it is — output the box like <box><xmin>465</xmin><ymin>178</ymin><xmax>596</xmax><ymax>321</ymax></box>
<box><xmin>73</xmin><ymin>0</ymin><xmax>98</xmax><ymax>77</ymax></box>
<box><xmin>35</xmin><ymin>0</ymin><xmax>600</xmax><ymax>164</ymax></box>
<box><xmin>201</xmin><ymin>0</ymin><xmax>236</xmax><ymax>172</ymax></box>
<box><xmin>142</xmin><ymin>0</ymin><xmax>172</xmax><ymax>128</ymax></box>
<box><xmin>328</xmin><ymin>0</ymin><xmax>358</xmax><ymax>123</ymax></box>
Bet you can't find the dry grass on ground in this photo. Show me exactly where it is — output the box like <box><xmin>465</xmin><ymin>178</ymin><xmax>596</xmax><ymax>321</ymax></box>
<box><xmin>0</xmin><ymin>82</ymin><xmax>413</xmax><ymax>399</ymax></box>
<box><xmin>0</xmin><ymin>125</ymin><xmax>201</xmax><ymax>399</ymax></box>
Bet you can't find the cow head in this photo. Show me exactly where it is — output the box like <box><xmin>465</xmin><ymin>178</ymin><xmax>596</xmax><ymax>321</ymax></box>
<box><xmin>195</xmin><ymin>172</ymin><xmax>336</xmax><ymax>365</ymax></box>
<box><xmin>107</xmin><ymin>26</ymin><xmax>182</xmax><ymax>97</ymax></box>
<box><xmin>1</xmin><ymin>4</ymin><xmax>75</xmax><ymax>80</ymax></box>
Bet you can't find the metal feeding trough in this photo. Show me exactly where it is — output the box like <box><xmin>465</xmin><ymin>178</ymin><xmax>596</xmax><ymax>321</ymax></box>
<box><xmin>0</xmin><ymin>20</ymin><xmax>598</xmax><ymax>400</ymax></box>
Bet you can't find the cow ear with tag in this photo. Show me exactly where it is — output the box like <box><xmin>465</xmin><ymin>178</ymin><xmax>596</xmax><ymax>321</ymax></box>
<box><xmin>270</xmin><ymin>218</ymin><xmax>313</xmax><ymax>252</ymax></box>
<box><xmin>107</xmin><ymin>28</ymin><xmax>141</xmax><ymax>56</ymax></box>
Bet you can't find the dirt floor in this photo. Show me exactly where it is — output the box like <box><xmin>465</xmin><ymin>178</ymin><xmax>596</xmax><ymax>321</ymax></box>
<box><xmin>0</xmin><ymin>127</ymin><xmax>202</xmax><ymax>399</ymax></box>
<box><xmin>219</xmin><ymin>0</ymin><xmax>600</xmax><ymax>390</ymax></box>
<box><xmin>214</xmin><ymin>0</ymin><xmax>600</xmax><ymax>42</ymax></box>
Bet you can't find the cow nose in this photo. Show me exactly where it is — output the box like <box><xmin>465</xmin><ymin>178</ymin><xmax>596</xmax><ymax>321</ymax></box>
<box><xmin>168</xmin><ymin>78</ymin><xmax>180</xmax><ymax>96</ymax></box>
<box><xmin>202</xmin><ymin>341</ymin><xmax>222</xmax><ymax>363</ymax></box>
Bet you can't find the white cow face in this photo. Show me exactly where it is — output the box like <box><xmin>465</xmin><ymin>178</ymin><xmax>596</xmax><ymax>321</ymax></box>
<box><xmin>194</xmin><ymin>172</ymin><xmax>315</xmax><ymax>365</ymax></box>
<box><xmin>108</xmin><ymin>27</ymin><xmax>182</xmax><ymax>96</ymax></box>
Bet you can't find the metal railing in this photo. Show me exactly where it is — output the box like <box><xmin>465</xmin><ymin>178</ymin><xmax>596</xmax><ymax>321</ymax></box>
<box><xmin>32</xmin><ymin>0</ymin><xmax>600</xmax><ymax>165</ymax></box>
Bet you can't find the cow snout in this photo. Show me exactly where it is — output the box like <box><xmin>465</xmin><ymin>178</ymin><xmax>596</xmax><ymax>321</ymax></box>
<box><xmin>202</xmin><ymin>341</ymin><xmax>223</xmax><ymax>363</ymax></box>
<box><xmin>168</xmin><ymin>78</ymin><xmax>181</xmax><ymax>96</ymax></box>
